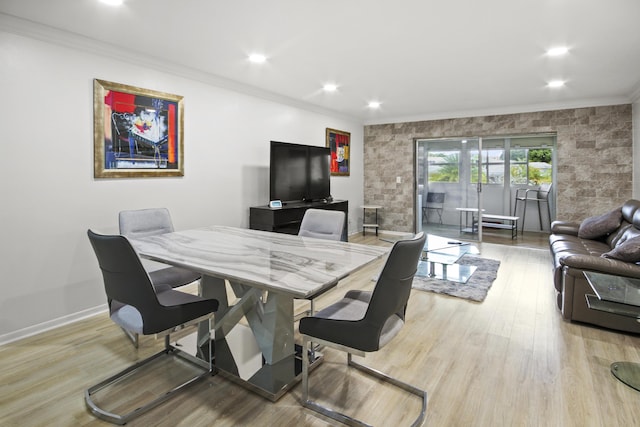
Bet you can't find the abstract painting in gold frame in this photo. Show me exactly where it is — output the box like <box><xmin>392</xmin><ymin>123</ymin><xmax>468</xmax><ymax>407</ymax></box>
<box><xmin>93</xmin><ymin>79</ymin><xmax>184</xmax><ymax>178</ymax></box>
<box><xmin>326</xmin><ymin>128</ymin><xmax>350</xmax><ymax>176</ymax></box>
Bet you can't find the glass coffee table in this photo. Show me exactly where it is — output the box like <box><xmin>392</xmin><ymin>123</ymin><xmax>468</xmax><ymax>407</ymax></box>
<box><xmin>584</xmin><ymin>271</ymin><xmax>640</xmax><ymax>391</ymax></box>
<box><xmin>416</xmin><ymin>234</ymin><xmax>478</xmax><ymax>283</ymax></box>
<box><xmin>381</xmin><ymin>233</ymin><xmax>478</xmax><ymax>284</ymax></box>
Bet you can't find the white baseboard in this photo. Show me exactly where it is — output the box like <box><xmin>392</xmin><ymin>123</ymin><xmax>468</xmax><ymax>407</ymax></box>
<box><xmin>0</xmin><ymin>304</ymin><xmax>108</xmax><ymax>347</ymax></box>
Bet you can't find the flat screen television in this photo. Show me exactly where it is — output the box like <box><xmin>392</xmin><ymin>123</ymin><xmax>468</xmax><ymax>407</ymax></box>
<box><xmin>270</xmin><ymin>141</ymin><xmax>331</xmax><ymax>204</ymax></box>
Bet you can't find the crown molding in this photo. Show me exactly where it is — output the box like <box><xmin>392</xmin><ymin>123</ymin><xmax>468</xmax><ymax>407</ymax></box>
<box><xmin>364</xmin><ymin>97</ymin><xmax>632</xmax><ymax>126</ymax></box>
<box><xmin>2</xmin><ymin>12</ymin><xmax>636</xmax><ymax>127</ymax></box>
<box><xmin>0</xmin><ymin>13</ymin><xmax>363</xmax><ymax>124</ymax></box>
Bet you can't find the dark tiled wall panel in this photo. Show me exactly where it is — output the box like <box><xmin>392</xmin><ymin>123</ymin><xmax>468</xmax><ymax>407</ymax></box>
<box><xmin>364</xmin><ymin>105</ymin><xmax>633</xmax><ymax>232</ymax></box>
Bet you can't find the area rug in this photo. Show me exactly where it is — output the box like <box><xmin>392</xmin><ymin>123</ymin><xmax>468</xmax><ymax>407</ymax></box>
<box><xmin>412</xmin><ymin>255</ymin><xmax>501</xmax><ymax>302</ymax></box>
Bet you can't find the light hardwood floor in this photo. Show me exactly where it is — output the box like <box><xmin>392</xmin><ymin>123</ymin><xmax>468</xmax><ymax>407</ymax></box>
<box><xmin>2</xmin><ymin>233</ymin><xmax>640</xmax><ymax>426</ymax></box>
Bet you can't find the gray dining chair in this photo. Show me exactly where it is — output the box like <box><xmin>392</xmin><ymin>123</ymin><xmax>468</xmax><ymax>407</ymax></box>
<box><xmin>86</xmin><ymin>230</ymin><xmax>218</xmax><ymax>425</ymax></box>
<box><xmin>118</xmin><ymin>208</ymin><xmax>202</xmax><ymax>346</ymax></box>
<box><xmin>299</xmin><ymin>232</ymin><xmax>427</xmax><ymax>427</ymax></box>
<box><xmin>298</xmin><ymin>208</ymin><xmax>346</xmax><ymax>242</ymax></box>
<box><xmin>297</xmin><ymin>208</ymin><xmax>347</xmax><ymax>318</ymax></box>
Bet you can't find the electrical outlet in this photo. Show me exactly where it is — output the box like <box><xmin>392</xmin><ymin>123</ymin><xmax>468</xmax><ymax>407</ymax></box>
<box><xmin>396</xmin><ymin>176</ymin><xmax>402</xmax><ymax>184</ymax></box>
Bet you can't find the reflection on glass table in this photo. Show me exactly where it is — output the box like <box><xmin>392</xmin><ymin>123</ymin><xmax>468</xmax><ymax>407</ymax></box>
<box><xmin>584</xmin><ymin>271</ymin><xmax>640</xmax><ymax>392</ymax></box>
<box><xmin>418</xmin><ymin>234</ymin><xmax>478</xmax><ymax>283</ymax></box>
<box><xmin>382</xmin><ymin>233</ymin><xmax>478</xmax><ymax>283</ymax></box>
<box><xmin>380</xmin><ymin>234</ymin><xmax>480</xmax><ymax>284</ymax></box>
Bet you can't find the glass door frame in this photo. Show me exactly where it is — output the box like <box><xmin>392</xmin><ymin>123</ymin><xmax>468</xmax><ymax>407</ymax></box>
<box><xmin>417</xmin><ymin>133</ymin><xmax>557</xmax><ymax>239</ymax></box>
<box><xmin>415</xmin><ymin>136</ymin><xmax>484</xmax><ymax>242</ymax></box>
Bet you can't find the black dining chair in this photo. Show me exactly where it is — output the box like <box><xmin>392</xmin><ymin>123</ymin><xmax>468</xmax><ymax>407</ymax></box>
<box><xmin>86</xmin><ymin>230</ymin><xmax>218</xmax><ymax>425</ymax></box>
<box><xmin>299</xmin><ymin>232</ymin><xmax>427</xmax><ymax>427</ymax></box>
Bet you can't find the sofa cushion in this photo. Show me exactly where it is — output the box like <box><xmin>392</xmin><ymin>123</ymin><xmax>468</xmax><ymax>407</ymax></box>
<box><xmin>550</xmin><ymin>220</ymin><xmax>580</xmax><ymax>236</ymax></box>
<box><xmin>606</xmin><ymin>222</ymin><xmax>633</xmax><ymax>248</ymax></box>
<box><xmin>550</xmin><ymin>234</ymin><xmax>610</xmax><ymax>256</ymax></box>
<box><xmin>577</xmin><ymin>208</ymin><xmax>623</xmax><ymax>239</ymax></box>
<box><xmin>602</xmin><ymin>236</ymin><xmax>640</xmax><ymax>262</ymax></box>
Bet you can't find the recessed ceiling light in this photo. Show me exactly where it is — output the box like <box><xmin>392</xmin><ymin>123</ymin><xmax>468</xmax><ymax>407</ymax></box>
<box><xmin>368</xmin><ymin>101</ymin><xmax>381</xmax><ymax>109</ymax></box>
<box><xmin>547</xmin><ymin>46</ymin><xmax>569</xmax><ymax>56</ymax></box>
<box><xmin>99</xmin><ymin>0</ymin><xmax>124</xmax><ymax>6</ymax></box>
<box><xmin>323</xmin><ymin>84</ymin><xmax>338</xmax><ymax>92</ymax></box>
<box><xmin>547</xmin><ymin>80</ymin><xmax>565</xmax><ymax>88</ymax></box>
<box><xmin>248</xmin><ymin>54</ymin><xmax>267</xmax><ymax>64</ymax></box>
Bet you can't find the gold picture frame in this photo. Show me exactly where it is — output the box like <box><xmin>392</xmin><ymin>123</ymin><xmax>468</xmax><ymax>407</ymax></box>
<box><xmin>326</xmin><ymin>128</ymin><xmax>350</xmax><ymax>176</ymax></box>
<box><xmin>93</xmin><ymin>79</ymin><xmax>184</xmax><ymax>178</ymax></box>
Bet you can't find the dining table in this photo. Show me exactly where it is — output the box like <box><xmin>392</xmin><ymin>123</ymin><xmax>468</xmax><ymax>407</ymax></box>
<box><xmin>131</xmin><ymin>225</ymin><xmax>389</xmax><ymax>401</ymax></box>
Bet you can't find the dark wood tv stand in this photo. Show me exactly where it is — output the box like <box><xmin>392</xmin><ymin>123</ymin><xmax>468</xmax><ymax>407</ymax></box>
<box><xmin>249</xmin><ymin>200</ymin><xmax>348</xmax><ymax>241</ymax></box>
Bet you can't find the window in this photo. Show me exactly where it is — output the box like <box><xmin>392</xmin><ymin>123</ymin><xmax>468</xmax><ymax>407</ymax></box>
<box><xmin>428</xmin><ymin>151</ymin><xmax>459</xmax><ymax>183</ymax></box>
<box><xmin>470</xmin><ymin>149</ymin><xmax>505</xmax><ymax>184</ymax></box>
<box><xmin>510</xmin><ymin>148</ymin><xmax>552</xmax><ymax>185</ymax></box>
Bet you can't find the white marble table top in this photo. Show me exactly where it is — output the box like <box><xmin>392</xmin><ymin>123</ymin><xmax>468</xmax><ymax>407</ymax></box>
<box><xmin>132</xmin><ymin>225</ymin><xmax>389</xmax><ymax>299</ymax></box>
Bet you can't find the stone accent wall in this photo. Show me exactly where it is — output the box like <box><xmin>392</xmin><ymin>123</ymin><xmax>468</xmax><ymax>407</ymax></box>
<box><xmin>364</xmin><ymin>104</ymin><xmax>633</xmax><ymax>233</ymax></box>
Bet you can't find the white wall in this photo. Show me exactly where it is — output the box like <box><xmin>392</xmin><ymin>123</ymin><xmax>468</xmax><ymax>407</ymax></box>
<box><xmin>0</xmin><ymin>30</ymin><xmax>364</xmax><ymax>341</ymax></box>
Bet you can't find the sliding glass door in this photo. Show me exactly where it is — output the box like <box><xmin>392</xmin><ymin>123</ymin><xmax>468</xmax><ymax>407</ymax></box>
<box><xmin>416</xmin><ymin>134</ymin><xmax>556</xmax><ymax>240</ymax></box>
<box><xmin>416</xmin><ymin>137</ymin><xmax>483</xmax><ymax>242</ymax></box>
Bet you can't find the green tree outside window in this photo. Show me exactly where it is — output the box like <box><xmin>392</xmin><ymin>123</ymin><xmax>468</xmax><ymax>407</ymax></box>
<box><xmin>510</xmin><ymin>148</ymin><xmax>552</xmax><ymax>185</ymax></box>
<box><xmin>428</xmin><ymin>152</ymin><xmax>459</xmax><ymax>183</ymax></box>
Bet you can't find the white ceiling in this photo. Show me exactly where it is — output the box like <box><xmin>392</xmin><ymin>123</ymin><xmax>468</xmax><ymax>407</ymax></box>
<box><xmin>2</xmin><ymin>0</ymin><xmax>640</xmax><ymax>124</ymax></box>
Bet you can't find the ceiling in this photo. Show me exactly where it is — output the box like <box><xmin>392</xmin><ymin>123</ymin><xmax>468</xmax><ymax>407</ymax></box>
<box><xmin>2</xmin><ymin>0</ymin><xmax>640</xmax><ymax>124</ymax></box>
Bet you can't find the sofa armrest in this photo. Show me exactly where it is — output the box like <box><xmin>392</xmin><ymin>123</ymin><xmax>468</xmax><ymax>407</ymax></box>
<box><xmin>559</xmin><ymin>254</ymin><xmax>640</xmax><ymax>278</ymax></box>
<box><xmin>551</xmin><ymin>220</ymin><xmax>580</xmax><ymax>236</ymax></box>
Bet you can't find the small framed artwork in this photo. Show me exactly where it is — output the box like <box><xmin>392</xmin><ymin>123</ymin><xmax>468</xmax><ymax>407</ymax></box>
<box><xmin>326</xmin><ymin>128</ymin><xmax>350</xmax><ymax>176</ymax></box>
<box><xmin>93</xmin><ymin>79</ymin><xmax>184</xmax><ymax>178</ymax></box>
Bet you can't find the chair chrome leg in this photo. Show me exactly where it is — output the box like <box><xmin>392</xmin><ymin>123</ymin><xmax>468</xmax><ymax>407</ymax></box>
<box><xmin>120</xmin><ymin>327</ymin><xmax>139</xmax><ymax>348</ymax></box>
<box><xmin>348</xmin><ymin>354</ymin><xmax>427</xmax><ymax>427</ymax></box>
<box><xmin>301</xmin><ymin>336</ymin><xmax>427</xmax><ymax>427</ymax></box>
<box><xmin>302</xmin><ymin>336</ymin><xmax>310</xmax><ymax>403</ymax></box>
<box><xmin>86</xmin><ymin>319</ymin><xmax>213</xmax><ymax>425</ymax></box>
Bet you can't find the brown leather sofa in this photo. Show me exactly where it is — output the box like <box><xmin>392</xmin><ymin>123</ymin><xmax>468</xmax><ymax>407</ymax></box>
<box><xmin>549</xmin><ymin>199</ymin><xmax>640</xmax><ymax>333</ymax></box>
